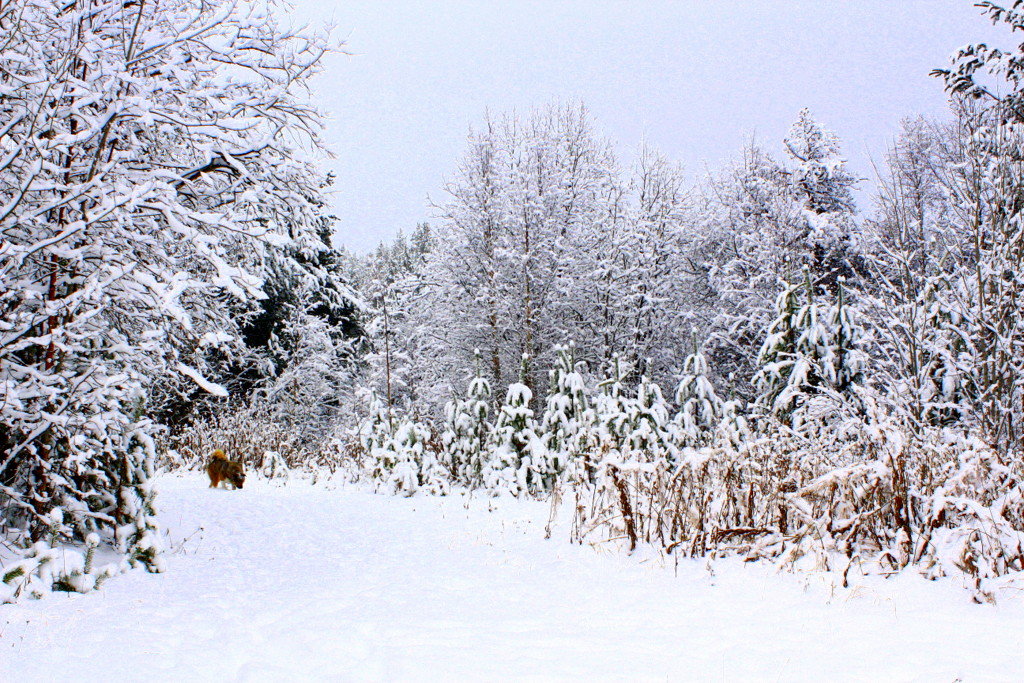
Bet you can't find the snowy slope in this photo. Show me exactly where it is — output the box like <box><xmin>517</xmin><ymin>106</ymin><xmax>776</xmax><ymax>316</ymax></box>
<box><xmin>2</xmin><ymin>473</ymin><xmax>1023</xmax><ymax>681</ymax></box>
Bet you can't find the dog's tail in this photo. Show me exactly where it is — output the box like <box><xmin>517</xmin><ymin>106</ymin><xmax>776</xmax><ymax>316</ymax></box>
<box><xmin>211</xmin><ymin>449</ymin><xmax>227</xmax><ymax>461</ymax></box>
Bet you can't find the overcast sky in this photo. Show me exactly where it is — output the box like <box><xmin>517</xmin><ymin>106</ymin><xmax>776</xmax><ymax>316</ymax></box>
<box><xmin>284</xmin><ymin>1</ymin><xmax>1006</xmax><ymax>253</ymax></box>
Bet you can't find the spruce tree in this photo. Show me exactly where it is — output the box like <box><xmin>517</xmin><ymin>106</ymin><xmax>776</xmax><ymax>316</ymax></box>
<box><xmin>594</xmin><ymin>355</ymin><xmax>632</xmax><ymax>454</ymax></box>
<box><xmin>624</xmin><ymin>375</ymin><xmax>671</xmax><ymax>463</ymax></box>
<box><xmin>754</xmin><ymin>276</ymin><xmax>828</xmax><ymax>416</ymax></box>
<box><xmin>827</xmin><ymin>280</ymin><xmax>866</xmax><ymax>393</ymax></box>
<box><xmin>363</xmin><ymin>393</ymin><xmax>396</xmax><ymax>482</ymax></box>
<box><xmin>441</xmin><ymin>352</ymin><xmax>493</xmax><ymax>487</ymax></box>
<box><xmin>388</xmin><ymin>420</ymin><xmax>446</xmax><ymax>497</ymax></box>
<box><xmin>753</xmin><ymin>281</ymin><xmax>808</xmax><ymax>416</ymax></box>
<box><xmin>538</xmin><ymin>344</ymin><xmax>591</xmax><ymax>490</ymax></box>
<box><xmin>755</xmin><ymin>274</ymin><xmax>865</xmax><ymax>418</ymax></box>
<box><xmin>672</xmin><ymin>350</ymin><xmax>727</xmax><ymax>449</ymax></box>
<box><xmin>783</xmin><ymin>108</ymin><xmax>861</xmax><ymax>291</ymax></box>
<box><xmin>485</xmin><ymin>358</ymin><xmax>541</xmax><ymax>496</ymax></box>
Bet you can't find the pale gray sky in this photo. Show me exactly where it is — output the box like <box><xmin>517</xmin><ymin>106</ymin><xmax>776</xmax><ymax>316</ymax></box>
<box><xmin>284</xmin><ymin>1</ymin><xmax>1005</xmax><ymax>252</ymax></box>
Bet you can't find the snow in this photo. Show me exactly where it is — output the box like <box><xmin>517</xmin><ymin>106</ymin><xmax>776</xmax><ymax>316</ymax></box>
<box><xmin>176</xmin><ymin>363</ymin><xmax>229</xmax><ymax>397</ymax></box>
<box><xmin>3</xmin><ymin>473</ymin><xmax>1024</xmax><ymax>680</ymax></box>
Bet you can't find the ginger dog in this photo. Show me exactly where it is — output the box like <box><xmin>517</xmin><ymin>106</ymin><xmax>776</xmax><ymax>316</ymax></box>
<box><xmin>207</xmin><ymin>449</ymin><xmax>246</xmax><ymax>489</ymax></box>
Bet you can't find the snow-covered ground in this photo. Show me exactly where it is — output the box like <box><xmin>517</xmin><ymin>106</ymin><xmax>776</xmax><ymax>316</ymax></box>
<box><xmin>3</xmin><ymin>473</ymin><xmax>1024</xmax><ymax>681</ymax></box>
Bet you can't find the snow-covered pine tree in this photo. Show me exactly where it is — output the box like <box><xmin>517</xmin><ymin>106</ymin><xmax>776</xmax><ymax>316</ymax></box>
<box><xmin>827</xmin><ymin>280</ymin><xmax>866</xmax><ymax>394</ymax></box>
<box><xmin>694</xmin><ymin>144</ymin><xmax>809</xmax><ymax>402</ymax></box>
<box><xmin>784</xmin><ymin>109</ymin><xmax>857</xmax><ymax>216</ymax></box>
<box><xmin>592</xmin><ymin>355</ymin><xmax>633</xmax><ymax>455</ymax></box>
<box><xmin>538</xmin><ymin>344</ymin><xmax>591</xmax><ymax>490</ymax></box>
<box><xmin>623</xmin><ymin>376</ymin><xmax>672</xmax><ymax>463</ymax></box>
<box><xmin>231</xmin><ymin>212</ymin><xmax>363</xmax><ymax>457</ymax></box>
<box><xmin>694</xmin><ymin>113</ymin><xmax>859</xmax><ymax>402</ymax></box>
<box><xmin>441</xmin><ymin>397</ymin><xmax>468</xmax><ymax>484</ymax></box>
<box><xmin>256</xmin><ymin>311</ymin><xmax>358</xmax><ymax>458</ymax></box>
<box><xmin>671</xmin><ymin>350</ymin><xmax>727</xmax><ymax>449</ymax></box>
<box><xmin>752</xmin><ymin>281</ymin><xmax>806</xmax><ymax>416</ymax></box>
<box><xmin>112</xmin><ymin>428</ymin><xmax>163</xmax><ymax>572</ymax></box>
<box><xmin>386</xmin><ymin>419</ymin><xmax>447</xmax><ymax>497</ymax></box>
<box><xmin>441</xmin><ymin>352</ymin><xmax>493</xmax><ymax>487</ymax></box>
<box><xmin>754</xmin><ymin>274</ymin><xmax>866</xmax><ymax>419</ymax></box>
<box><xmin>485</xmin><ymin>358</ymin><xmax>542</xmax><ymax>496</ymax></box>
<box><xmin>783</xmin><ymin>109</ymin><xmax>861</xmax><ymax>292</ymax></box>
<box><xmin>753</xmin><ymin>275</ymin><xmax>831</xmax><ymax>417</ymax></box>
<box><xmin>363</xmin><ymin>393</ymin><xmax>396</xmax><ymax>481</ymax></box>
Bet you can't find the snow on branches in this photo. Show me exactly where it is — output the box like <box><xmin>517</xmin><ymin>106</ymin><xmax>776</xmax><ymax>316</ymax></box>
<box><xmin>0</xmin><ymin>0</ymin><xmax>335</xmax><ymax>579</ymax></box>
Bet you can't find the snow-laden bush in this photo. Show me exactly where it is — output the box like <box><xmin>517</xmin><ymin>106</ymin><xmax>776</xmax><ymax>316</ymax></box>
<box><xmin>570</xmin><ymin>387</ymin><xmax>1024</xmax><ymax>600</ymax></box>
<box><xmin>1</xmin><ymin>515</ymin><xmax>120</xmax><ymax>604</ymax></box>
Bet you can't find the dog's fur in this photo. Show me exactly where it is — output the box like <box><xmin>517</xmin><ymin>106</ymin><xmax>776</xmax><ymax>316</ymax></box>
<box><xmin>207</xmin><ymin>449</ymin><xmax>246</xmax><ymax>489</ymax></box>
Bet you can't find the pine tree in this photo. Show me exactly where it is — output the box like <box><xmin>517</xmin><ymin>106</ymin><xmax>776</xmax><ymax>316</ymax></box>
<box><xmin>538</xmin><ymin>344</ymin><xmax>591</xmax><ymax>490</ymax></box>
<box><xmin>363</xmin><ymin>393</ymin><xmax>396</xmax><ymax>481</ymax></box>
<box><xmin>485</xmin><ymin>358</ymin><xmax>541</xmax><ymax>496</ymax></box>
<box><xmin>827</xmin><ymin>280</ymin><xmax>866</xmax><ymax>393</ymax></box>
<box><xmin>387</xmin><ymin>420</ymin><xmax>446</xmax><ymax>497</ymax></box>
<box><xmin>753</xmin><ymin>281</ymin><xmax>806</xmax><ymax>416</ymax></box>
<box><xmin>672</xmin><ymin>351</ymin><xmax>727</xmax><ymax>449</ymax></box>
<box><xmin>754</xmin><ymin>277</ymin><xmax>829</xmax><ymax>416</ymax></box>
<box><xmin>594</xmin><ymin>355</ymin><xmax>632</xmax><ymax>454</ymax></box>
<box><xmin>624</xmin><ymin>375</ymin><xmax>671</xmax><ymax>463</ymax></box>
<box><xmin>784</xmin><ymin>109</ymin><xmax>857</xmax><ymax>216</ymax></box>
<box><xmin>695</xmin><ymin>114</ymin><xmax>861</xmax><ymax>402</ymax></box>
<box><xmin>783</xmin><ymin>109</ymin><xmax>861</xmax><ymax>292</ymax></box>
<box><xmin>441</xmin><ymin>352</ymin><xmax>493</xmax><ymax>487</ymax></box>
<box><xmin>754</xmin><ymin>274</ymin><xmax>865</xmax><ymax>418</ymax></box>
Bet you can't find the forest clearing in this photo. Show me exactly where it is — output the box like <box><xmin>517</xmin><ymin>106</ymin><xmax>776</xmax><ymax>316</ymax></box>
<box><xmin>4</xmin><ymin>473</ymin><xmax>1023</xmax><ymax>681</ymax></box>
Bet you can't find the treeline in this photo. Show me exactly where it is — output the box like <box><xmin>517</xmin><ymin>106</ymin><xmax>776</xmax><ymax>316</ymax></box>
<box><xmin>358</xmin><ymin>98</ymin><xmax>1022</xmax><ymax>457</ymax></box>
<box><xmin>356</xmin><ymin>104</ymin><xmax>859</xmax><ymax>409</ymax></box>
<box><xmin>346</xmin><ymin>6</ymin><xmax>1024</xmax><ymax>597</ymax></box>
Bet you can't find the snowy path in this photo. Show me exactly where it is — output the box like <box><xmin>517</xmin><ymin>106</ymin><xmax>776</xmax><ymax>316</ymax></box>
<box><xmin>3</xmin><ymin>474</ymin><xmax>1024</xmax><ymax>681</ymax></box>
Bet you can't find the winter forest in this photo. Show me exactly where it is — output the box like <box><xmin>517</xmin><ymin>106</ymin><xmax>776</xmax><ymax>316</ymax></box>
<box><xmin>3</xmin><ymin>0</ymin><xmax>1024</xmax><ymax>677</ymax></box>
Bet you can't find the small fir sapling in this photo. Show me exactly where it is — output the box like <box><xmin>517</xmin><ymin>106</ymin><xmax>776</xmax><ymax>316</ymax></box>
<box><xmin>624</xmin><ymin>374</ymin><xmax>672</xmax><ymax>464</ymax></box>
<box><xmin>441</xmin><ymin>351</ymin><xmax>493</xmax><ymax>487</ymax></box>
<box><xmin>671</xmin><ymin>350</ymin><xmax>728</xmax><ymax>449</ymax></box>
<box><xmin>594</xmin><ymin>355</ymin><xmax>632</xmax><ymax>455</ymax></box>
<box><xmin>539</xmin><ymin>344</ymin><xmax>591</xmax><ymax>490</ymax></box>
<box><xmin>485</xmin><ymin>356</ymin><xmax>542</xmax><ymax>496</ymax></box>
<box><xmin>363</xmin><ymin>392</ymin><xmax>397</xmax><ymax>482</ymax></box>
